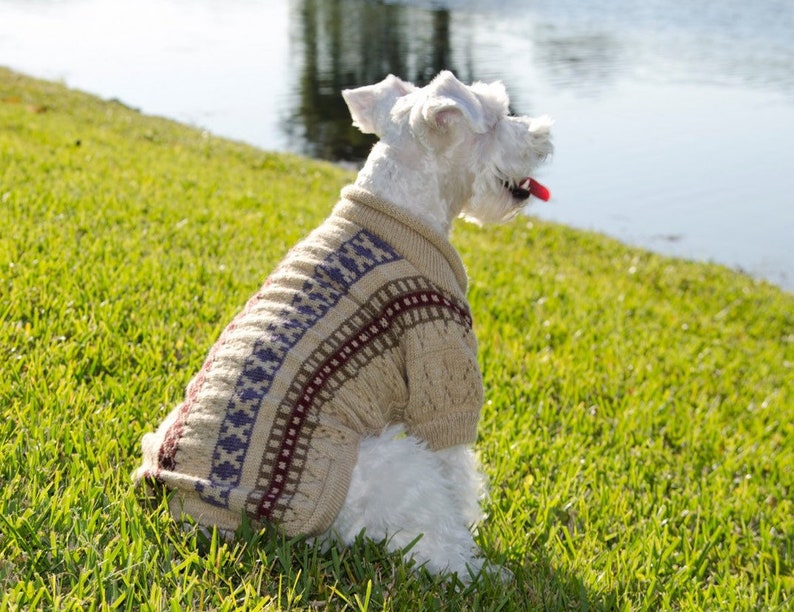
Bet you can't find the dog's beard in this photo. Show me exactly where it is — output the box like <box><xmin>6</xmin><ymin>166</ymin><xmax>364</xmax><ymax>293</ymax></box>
<box><xmin>459</xmin><ymin>180</ymin><xmax>528</xmax><ymax>225</ymax></box>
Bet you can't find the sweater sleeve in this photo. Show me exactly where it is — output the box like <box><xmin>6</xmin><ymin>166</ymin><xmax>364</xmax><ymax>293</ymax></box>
<box><xmin>402</xmin><ymin>322</ymin><xmax>484</xmax><ymax>450</ymax></box>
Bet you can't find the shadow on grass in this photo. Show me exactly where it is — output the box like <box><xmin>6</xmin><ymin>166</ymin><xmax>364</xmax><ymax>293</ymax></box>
<box><xmin>512</xmin><ymin>552</ymin><xmax>621</xmax><ymax>611</ymax></box>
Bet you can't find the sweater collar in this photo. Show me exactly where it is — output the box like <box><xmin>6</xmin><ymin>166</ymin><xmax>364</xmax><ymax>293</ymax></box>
<box><xmin>336</xmin><ymin>185</ymin><xmax>469</xmax><ymax>294</ymax></box>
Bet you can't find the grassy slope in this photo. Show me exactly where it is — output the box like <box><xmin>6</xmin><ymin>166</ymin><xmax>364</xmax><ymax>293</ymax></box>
<box><xmin>0</xmin><ymin>67</ymin><xmax>791</xmax><ymax>610</ymax></box>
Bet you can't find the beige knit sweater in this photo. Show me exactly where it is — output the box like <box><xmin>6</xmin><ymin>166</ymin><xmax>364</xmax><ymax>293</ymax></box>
<box><xmin>135</xmin><ymin>186</ymin><xmax>484</xmax><ymax>537</ymax></box>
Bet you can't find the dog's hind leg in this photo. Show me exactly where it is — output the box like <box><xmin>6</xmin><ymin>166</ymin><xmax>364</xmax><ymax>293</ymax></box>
<box><xmin>324</xmin><ymin>425</ymin><xmax>486</xmax><ymax>580</ymax></box>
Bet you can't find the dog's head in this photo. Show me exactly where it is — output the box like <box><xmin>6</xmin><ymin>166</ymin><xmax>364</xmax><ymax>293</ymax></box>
<box><xmin>343</xmin><ymin>71</ymin><xmax>552</xmax><ymax>225</ymax></box>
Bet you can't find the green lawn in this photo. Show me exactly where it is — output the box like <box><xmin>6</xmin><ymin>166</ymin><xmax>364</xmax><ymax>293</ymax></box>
<box><xmin>1</xmin><ymin>67</ymin><xmax>792</xmax><ymax>610</ymax></box>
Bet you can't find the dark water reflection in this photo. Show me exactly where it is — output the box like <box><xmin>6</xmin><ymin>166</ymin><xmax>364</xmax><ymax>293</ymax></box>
<box><xmin>285</xmin><ymin>0</ymin><xmax>471</xmax><ymax>161</ymax></box>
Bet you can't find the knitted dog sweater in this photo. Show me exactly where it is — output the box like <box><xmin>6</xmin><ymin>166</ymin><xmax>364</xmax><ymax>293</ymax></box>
<box><xmin>135</xmin><ymin>186</ymin><xmax>484</xmax><ymax>537</ymax></box>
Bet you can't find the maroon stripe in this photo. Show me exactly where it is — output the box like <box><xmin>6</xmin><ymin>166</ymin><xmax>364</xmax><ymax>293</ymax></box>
<box><xmin>256</xmin><ymin>289</ymin><xmax>471</xmax><ymax>519</ymax></box>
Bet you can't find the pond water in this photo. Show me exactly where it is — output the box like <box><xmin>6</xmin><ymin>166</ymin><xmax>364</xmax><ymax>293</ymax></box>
<box><xmin>2</xmin><ymin>0</ymin><xmax>793</xmax><ymax>290</ymax></box>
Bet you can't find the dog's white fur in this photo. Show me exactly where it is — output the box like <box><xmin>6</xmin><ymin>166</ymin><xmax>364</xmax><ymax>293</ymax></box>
<box><xmin>315</xmin><ymin>71</ymin><xmax>552</xmax><ymax>581</ymax></box>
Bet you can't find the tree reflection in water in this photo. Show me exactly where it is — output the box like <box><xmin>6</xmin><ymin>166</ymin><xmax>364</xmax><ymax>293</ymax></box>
<box><xmin>284</xmin><ymin>0</ymin><xmax>471</xmax><ymax>162</ymax></box>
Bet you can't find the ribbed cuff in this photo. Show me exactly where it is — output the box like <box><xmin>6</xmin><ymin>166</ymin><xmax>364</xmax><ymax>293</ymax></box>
<box><xmin>409</xmin><ymin>411</ymin><xmax>481</xmax><ymax>451</ymax></box>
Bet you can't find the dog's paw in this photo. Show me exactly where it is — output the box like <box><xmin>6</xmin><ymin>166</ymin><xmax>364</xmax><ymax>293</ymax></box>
<box><xmin>485</xmin><ymin>561</ymin><xmax>514</xmax><ymax>584</ymax></box>
<box><xmin>463</xmin><ymin>558</ymin><xmax>513</xmax><ymax>584</ymax></box>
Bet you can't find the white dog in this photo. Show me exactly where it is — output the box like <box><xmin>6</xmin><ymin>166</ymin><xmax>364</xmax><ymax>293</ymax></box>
<box><xmin>135</xmin><ymin>71</ymin><xmax>552</xmax><ymax>581</ymax></box>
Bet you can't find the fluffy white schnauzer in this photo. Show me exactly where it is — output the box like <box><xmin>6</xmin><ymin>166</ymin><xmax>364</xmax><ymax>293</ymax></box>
<box><xmin>135</xmin><ymin>71</ymin><xmax>552</xmax><ymax>581</ymax></box>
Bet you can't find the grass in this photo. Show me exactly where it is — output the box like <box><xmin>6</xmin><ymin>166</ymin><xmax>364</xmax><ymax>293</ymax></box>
<box><xmin>0</xmin><ymin>66</ymin><xmax>792</xmax><ymax>610</ymax></box>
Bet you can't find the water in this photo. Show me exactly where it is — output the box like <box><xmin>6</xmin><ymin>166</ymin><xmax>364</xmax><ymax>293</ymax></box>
<box><xmin>1</xmin><ymin>0</ymin><xmax>793</xmax><ymax>290</ymax></box>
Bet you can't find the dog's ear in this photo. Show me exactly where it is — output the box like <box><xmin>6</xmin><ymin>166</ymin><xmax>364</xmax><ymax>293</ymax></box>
<box><xmin>343</xmin><ymin>75</ymin><xmax>416</xmax><ymax>135</ymax></box>
<box><xmin>414</xmin><ymin>71</ymin><xmax>492</xmax><ymax>135</ymax></box>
